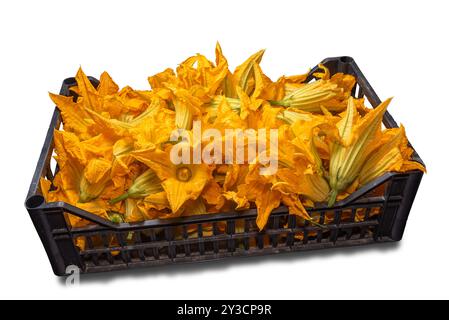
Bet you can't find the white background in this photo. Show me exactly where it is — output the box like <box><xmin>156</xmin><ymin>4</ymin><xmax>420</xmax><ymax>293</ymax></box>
<box><xmin>0</xmin><ymin>0</ymin><xmax>448</xmax><ymax>300</ymax></box>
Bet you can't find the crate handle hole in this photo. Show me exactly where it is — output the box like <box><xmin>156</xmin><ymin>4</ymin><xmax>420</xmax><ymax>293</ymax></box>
<box><xmin>26</xmin><ymin>195</ymin><xmax>45</xmax><ymax>209</ymax></box>
<box><xmin>340</xmin><ymin>56</ymin><xmax>354</xmax><ymax>63</ymax></box>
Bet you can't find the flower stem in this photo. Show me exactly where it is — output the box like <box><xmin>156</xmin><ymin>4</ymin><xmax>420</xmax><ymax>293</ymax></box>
<box><xmin>327</xmin><ymin>189</ymin><xmax>338</xmax><ymax>207</ymax></box>
<box><xmin>109</xmin><ymin>192</ymin><xmax>129</xmax><ymax>205</ymax></box>
<box><xmin>269</xmin><ymin>100</ymin><xmax>290</xmax><ymax>107</ymax></box>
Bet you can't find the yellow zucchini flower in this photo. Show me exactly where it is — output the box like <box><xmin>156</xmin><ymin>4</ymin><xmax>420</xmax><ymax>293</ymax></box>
<box><xmin>110</xmin><ymin>168</ymin><xmax>163</xmax><ymax>204</ymax></box>
<box><xmin>231</xmin><ymin>49</ymin><xmax>265</xmax><ymax>97</ymax></box>
<box><xmin>328</xmin><ymin>97</ymin><xmax>392</xmax><ymax>206</ymax></box>
<box><xmin>270</xmin><ymin>65</ymin><xmax>355</xmax><ymax>113</ymax></box>
<box><xmin>132</xmin><ymin>147</ymin><xmax>213</xmax><ymax>214</ymax></box>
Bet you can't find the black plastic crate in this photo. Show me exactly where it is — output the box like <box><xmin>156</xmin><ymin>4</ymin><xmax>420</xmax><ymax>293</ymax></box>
<box><xmin>25</xmin><ymin>57</ymin><xmax>425</xmax><ymax>276</ymax></box>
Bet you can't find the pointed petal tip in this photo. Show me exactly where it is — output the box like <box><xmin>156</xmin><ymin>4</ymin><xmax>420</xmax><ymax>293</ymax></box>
<box><xmin>253</xmin><ymin>48</ymin><xmax>266</xmax><ymax>61</ymax></box>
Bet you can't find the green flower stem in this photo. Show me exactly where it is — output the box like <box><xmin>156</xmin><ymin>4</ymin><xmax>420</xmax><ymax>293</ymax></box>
<box><xmin>269</xmin><ymin>100</ymin><xmax>290</xmax><ymax>107</ymax></box>
<box><xmin>109</xmin><ymin>192</ymin><xmax>130</xmax><ymax>205</ymax></box>
<box><xmin>327</xmin><ymin>189</ymin><xmax>338</xmax><ymax>207</ymax></box>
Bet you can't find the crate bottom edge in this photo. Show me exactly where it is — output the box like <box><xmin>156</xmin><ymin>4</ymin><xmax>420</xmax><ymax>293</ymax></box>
<box><xmin>67</xmin><ymin>237</ymin><xmax>395</xmax><ymax>276</ymax></box>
